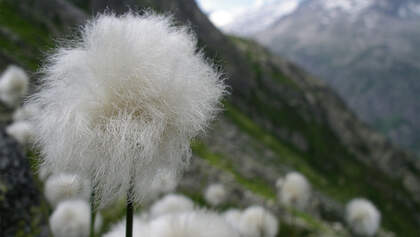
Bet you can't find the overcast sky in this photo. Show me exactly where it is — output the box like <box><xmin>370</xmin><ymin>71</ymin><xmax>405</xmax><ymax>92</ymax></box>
<box><xmin>196</xmin><ymin>0</ymin><xmax>303</xmax><ymax>28</ymax></box>
<box><xmin>196</xmin><ymin>0</ymin><xmax>266</xmax><ymax>27</ymax></box>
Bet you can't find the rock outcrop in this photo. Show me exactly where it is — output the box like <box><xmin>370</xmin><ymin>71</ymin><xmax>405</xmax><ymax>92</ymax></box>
<box><xmin>0</xmin><ymin>128</ymin><xmax>48</xmax><ymax>237</ymax></box>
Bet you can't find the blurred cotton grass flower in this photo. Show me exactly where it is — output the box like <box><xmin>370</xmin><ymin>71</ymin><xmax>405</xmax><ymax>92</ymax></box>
<box><xmin>44</xmin><ymin>173</ymin><xmax>90</xmax><ymax>207</ymax></box>
<box><xmin>103</xmin><ymin>216</ymin><xmax>150</xmax><ymax>237</ymax></box>
<box><xmin>28</xmin><ymin>11</ymin><xmax>226</xmax><ymax>237</ymax></box>
<box><xmin>149</xmin><ymin>210</ymin><xmax>240</xmax><ymax>237</ymax></box>
<box><xmin>0</xmin><ymin>65</ymin><xmax>29</xmax><ymax>108</ymax></box>
<box><xmin>204</xmin><ymin>183</ymin><xmax>228</xmax><ymax>207</ymax></box>
<box><xmin>346</xmin><ymin>198</ymin><xmax>381</xmax><ymax>236</ymax></box>
<box><xmin>49</xmin><ymin>199</ymin><xmax>102</xmax><ymax>237</ymax></box>
<box><xmin>149</xmin><ymin>193</ymin><xmax>195</xmax><ymax>218</ymax></box>
<box><xmin>278</xmin><ymin>172</ymin><xmax>311</xmax><ymax>211</ymax></box>
<box><xmin>238</xmin><ymin>206</ymin><xmax>279</xmax><ymax>237</ymax></box>
<box><xmin>222</xmin><ymin>208</ymin><xmax>242</xmax><ymax>232</ymax></box>
<box><xmin>140</xmin><ymin>167</ymin><xmax>179</xmax><ymax>204</ymax></box>
<box><xmin>13</xmin><ymin>103</ymin><xmax>41</xmax><ymax>122</ymax></box>
<box><xmin>6</xmin><ymin>121</ymin><xmax>34</xmax><ymax>145</ymax></box>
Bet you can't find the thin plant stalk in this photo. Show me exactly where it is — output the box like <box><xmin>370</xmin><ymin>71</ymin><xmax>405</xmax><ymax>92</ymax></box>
<box><xmin>126</xmin><ymin>196</ymin><xmax>134</xmax><ymax>237</ymax></box>
<box><xmin>89</xmin><ymin>190</ymin><xmax>97</xmax><ymax>237</ymax></box>
<box><xmin>126</xmin><ymin>174</ymin><xmax>135</xmax><ymax>237</ymax></box>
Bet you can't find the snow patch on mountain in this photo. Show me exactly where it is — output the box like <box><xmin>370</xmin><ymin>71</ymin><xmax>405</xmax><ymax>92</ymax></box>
<box><xmin>398</xmin><ymin>2</ymin><xmax>420</xmax><ymax>18</ymax></box>
<box><xmin>223</xmin><ymin>0</ymin><xmax>301</xmax><ymax>36</ymax></box>
<box><xmin>322</xmin><ymin>0</ymin><xmax>372</xmax><ymax>12</ymax></box>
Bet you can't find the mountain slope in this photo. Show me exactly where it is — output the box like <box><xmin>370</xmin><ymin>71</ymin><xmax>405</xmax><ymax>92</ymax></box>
<box><xmin>227</xmin><ymin>0</ymin><xmax>420</xmax><ymax>156</ymax></box>
<box><xmin>1</xmin><ymin>0</ymin><xmax>420</xmax><ymax>236</ymax></box>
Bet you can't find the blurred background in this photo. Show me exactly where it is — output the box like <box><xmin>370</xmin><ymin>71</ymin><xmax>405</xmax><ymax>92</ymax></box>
<box><xmin>198</xmin><ymin>0</ymin><xmax>420</xmax><ymax>157</ymax></box>
<box><xmin>0</xmin><ymin>0</ymin><xmax>419</xmax><ymax>236</ymax></box>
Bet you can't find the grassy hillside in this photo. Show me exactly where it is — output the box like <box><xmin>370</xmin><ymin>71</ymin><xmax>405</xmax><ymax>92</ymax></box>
<box><xmin>1</xmin><ymin>0</ymin><xmax>420</xmax><ymax>236</ymax></box>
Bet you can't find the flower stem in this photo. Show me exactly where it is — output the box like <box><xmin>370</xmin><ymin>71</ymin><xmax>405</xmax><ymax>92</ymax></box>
<box><xmin>126</xmin><ymin>198</ymin><xmax>133</xmax><ymax>237</ymax></box>
<box><xmin>89</xmin><ymin>189</ymin><xmax>97</xmax><ymax>237</ymax></box>
<box><xmin>126</xmin><ymin>180</ymin><xmax>134</xmax><ymax>237</ymax></box>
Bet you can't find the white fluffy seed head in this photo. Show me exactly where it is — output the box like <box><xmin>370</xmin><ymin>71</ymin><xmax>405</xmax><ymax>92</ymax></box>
<box><xmin>275</xmin><ymin>177</ymin><xmax>284</xmax><ymax>189</ymax></box>
<box><xmin>346</xmin><ymin>198</ymin><xmax>381</xmax><ymax>236</ymax></box>
<box><xmin>223</xmin><ymin>209</ymin><xmax>242</xmax><ymax>231</ymax></box>
<box><xmin>49</xmin><ymin>199</ymin><xmax>90</xmax><ymax>237</ymax></box>
<box><xmin>38</xmin><ymin>165</ymin><xmax>51</xmax><ymax>181</ymax></box>
<box><xmin>150</xmin><ymin>194</ymin><xmax>194</xmax><ymax>218</ymax></box>
<box><xmin>13</xmin><ymin>103</ymin><xmax>41</xmax><ymax>122</ymax></box>
<box><xmin>5</xmin><ymin>121</ymin><xmax>34</xmax><ymax>145</ymax></box>
<box><xmin>141</xmin><ymin>168</ymin><xmax>179</xmax><ymax>203</ymax></box>
<box><xmin>204</xmin><ymin>183</ymin><xmax>227</xmax><ymax>206</ymax></box>
<box><xmin>29</xmin><ymin>12</ymin><xmax>226</xmax><ymax>207</ymax></box>
<box><xmin>103</xmin><ymin>217</ymin><xmax>150</xmax><ymax>237</ymax></box>
<box><xmin>44</xmin><ymin>173</ymin><xmax>90</xmax><ymax>207</ymax></box>
<box><xmin>149</xmin><ymin>210</ymin><xmax>240</xmax><ymax>237</ymax></box>
<box><xmin>95</xmin><ymin>213</ymin><xmax>103</xmax><ymax>233</ymax></box>
<box><xmin>0</xmin><ymin>65</ymin><xmax>29</xmax><ymax>107</ymax></box>
<box><xmin>238</xmin><ymin>206</ymin><xmax>279</xmax><ymax>237</ymax></box>
<box><xmin>279</xmin><ymin>172</ymin><xmax>311</xmax><ymax>210</ymax></box>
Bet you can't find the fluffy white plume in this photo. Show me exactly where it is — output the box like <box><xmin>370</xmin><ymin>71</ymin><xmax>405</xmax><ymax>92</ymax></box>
<box><xmin>38</xmin><ymin>165</ymin><xmax>51</xmax><ymax>181</ymax></box>
<box><xmin>141</xmin><ymin>168</ymin><xmax>179</xmax><ymax>203</ymax></box>
<box><xmin>28</xmin><ymin>12</ymin><xmax>226</xmax><ymax>207</ymax></box>
<box><xmin>275</xmin><ymin>177</ymin><xmax>284</xmax><ymax>189</ymax></box>
<box><xmin>204</xmin><ymin>183</ymin><xmax>227</xmax><ymax>206</ymax></box>
<box><xmin>49</xmin><ymin>199</ymin><xmax>90</xmax><ymax>237</ymax></box>
<box><xmin>44</xmin><ymin>173</ymin><xmax>90</xmax><ymax>207</ymax></box>
<box><xmin>279</xmin><ymin>172</ymin><xmax>311</xmax><ymax>210</ymax></box>
<box><xmin>13</xmin><ymin>103</ymin><xmax>41</xmax><ymax>122</ymax></box>
<box><xmin>103</xmin><ymin>217</ymin><xmax>150</xmax><ymax>237</ymax></box>
<box><xmin>6</xmin><ymin>121</ymin><xmax>34</xmax><ymax>145</ymax></box>
<box><xmin>0</xmin><ymin>65</ymin><xmax>29</xmax><ymax>107</ymax></box>
<box><xmin>238</xmin><ymin>206</ymin><xmax>279</xmax><ymax>237</ymax></box>
<box><xmin>346</xmin><ymin>198</ymin><xmax>381</xmax><ymax>236</ymax></box>
<box><xmin>149</xmin><ymin>210</ymin><xmax>240</xmax><ymax>237</ymax></box>
<box><xmin>150</xmin><ymin>194</ymin><xmax>194</xmax><ymax>218</ymax></box>
<box><xmin>223</xmin><ymin>209</ymin><xmax>242</xmax><ymax>231</ymax></box>
<box><xmin>94</xmin><ymin>213</ymin><xmax>104</xmax><ymax>233</ymax></box>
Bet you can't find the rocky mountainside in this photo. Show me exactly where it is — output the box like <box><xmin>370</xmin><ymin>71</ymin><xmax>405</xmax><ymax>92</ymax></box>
<box><xmin>227</xmin><ymin>0</ymin><xmax>420</xmax><ymax>156</ymax></box>
<box><xmin>1</xmin><ymin>0</ymin><xmax>420</xmax><ymax>236</ymax></box>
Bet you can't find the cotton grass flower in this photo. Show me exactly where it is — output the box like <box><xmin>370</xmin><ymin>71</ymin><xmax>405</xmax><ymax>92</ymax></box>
<box><xmin>238</xmin><ymin>206</ymin><xmax>279</xmax><ymax>237</ymax></box>
<box><xmin>0</xmin><ymin>65</ymin><xmax>29</xmax><ymax>107</ymax></box>
<box><xmin>44</xmin><ymin>173</ymin><xmax>90</xmax><ymax>207</ymax></box>
<box><xmin>38</xmin><ymin>165</ymin><xmax>51</xmax><ymax>181</ymax></box>
<box><xmin>49</xmin><ymin>199</ymin><xmax>91</xmax><ymax>237</ymax></box>
<box><xmin>142</xmin><ymin>168</ymin><xmax>179</xmax><ymax>203</ymax></box>
<box><xmin>275</xmin><ymin>177</ymin><xmax>284</xmax><ymax>189</ymax></box>
<box><xmin>278</xmin><ymin>172</ymin><xmax>311</xmax><ymax>211</ymax></box>
<box><xmin>346</xmin><ymin>198</ymin><xmax>381</xmax><ymax>236</ymax></box>
<box><xmin>149</xmin><ymin>210</ymin><xmax>240</xmax><ymax>237</ymax></box>
<box><xmin>5</xmin><ymin>121</ymin><xmax>34</xmax><ymax>145</ymax></box>
<box><xmin>13</xmin><ymin>103</ymin><xmax>41</xmax><ymax>122</ymax></box>
<box><xmin>94</xmin><ymin>213</ymin><xmax>103</xmax><ymax>233</ymax></box>
<box><xmin>204</xmin><ymin>183</ymin><xmax>227</xmax><ymax>206</ymax></box>
<box><xmin>103</xmin><ymin>217</ymin><xmax>150</xmax><ymax>237</ymax></box>
<box><xmin>222</xmin><ymin>208</ymin><xmax>242</xmax><ymax>231</ymax></box>
<box><xmin>28</xmin><ymin>12</ymin><xmax>226</xmax><ymax>208</ymax></box>
<box><xmin>149</xmin><ymin>194</ymin><xmax>194</xmax><ymax>218</ymax></box>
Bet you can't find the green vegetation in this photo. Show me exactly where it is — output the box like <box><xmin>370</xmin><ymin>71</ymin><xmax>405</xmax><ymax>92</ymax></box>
<box><xmin>225</xmin><ymin>37</ymin><xmax>420</xmax><ymax>235</ymax></box>
<box><xmin>225</xmin><ymin>93</ymin><xmax>418</xmax><ymax>235</ymax></box>
<box><xmin>192</xmin><ymin>141</ymin><xmax>276</xmax><ymax>200</ymax></box>
<box><xmin>0</xmin><ymin>1</ymin><xmax>52</xmax><ymax>70</ymax></box>
<box><xmin>192</xmin><ymin>141</ymin><xmax>340</xmax><ymax>235</ymax></box>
